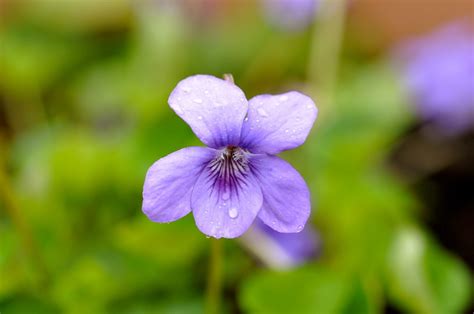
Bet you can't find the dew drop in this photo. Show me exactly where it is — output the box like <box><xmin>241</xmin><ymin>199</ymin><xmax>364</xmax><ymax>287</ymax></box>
<box><xmin>244</xmin><ymin>117</ymin><xmax>249</xmax><ymax>122</ymax></box>
<box><xmin>257</xmin><ymin>108</ymin><xmax>269</xmax><ymax>117</ymax></box>
<box><xmin>279</xmin><ymin>95</ymin><xmax>288</xmax><ymax>101</ymax></box>
<box><xmin>222</xmin><ymin>190</ymin><xmax>230</xmax><ymax>201</ymax></box>
<box><xmin>193</xmin><ymin>98</ymin><xmax>203</xmax><ymax>104</ymax></box>
<box><xmin>228</xmin><ymin>207</ymin><xmax>239</xmax><ymax>219</ymax></box>
<box><xmin>297</xmin><ymin>225</ymin><xmax>303</xmax><ymax>231</ymax></box>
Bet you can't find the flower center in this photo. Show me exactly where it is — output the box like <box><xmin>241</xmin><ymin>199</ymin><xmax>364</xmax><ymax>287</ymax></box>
<box><xmin>207</xmin><ymin>146</ymin><xmax>250</xmax><ymax>195</ymax></box>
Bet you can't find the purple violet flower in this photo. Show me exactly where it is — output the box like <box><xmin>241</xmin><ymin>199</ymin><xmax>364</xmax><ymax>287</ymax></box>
<box><xmin>262</xmin><ymin>0</ymin><xmax>318</xmax><ymax>31</ymax></box>
<box><xmin>395</xmin><ymin>22</ymin><xmax>474</xmax><ymax>134</ymax></box>
<box><xmin>240</xmin><ymin>220</ymin><xmax>320</xmax><ymax>269</ymax></box>
<box><xmin>142</xmin><ymin>75</ymin><xmax>317</xmax><ymax>239</ymax></box>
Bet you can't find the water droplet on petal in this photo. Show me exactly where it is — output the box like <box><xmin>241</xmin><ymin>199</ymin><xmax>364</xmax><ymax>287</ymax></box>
<box><xmin>198</xmin><ymin>116</ymin><xmax>203</xmax><ymax>120</ymax></box>
<box><xmin>279</xmin><ymin>95</ymin><xmax>288</xmax><ymax>101</ymax></box>
<box><xmin>228</xmin><ymin>207</ymin><xmax>239</xmax><ymax>219</ymax></box>
<box><xmin>244</xmin><ymin>117</ymin><xmax>249</xmax><ymax>122</ymax></box>
<box><xmin>257</xmin><ymin>108</ymin><xmax>269</xmax><ymax>117</ymax></box>
<box><xmin>222</xmin><ymin>190</ymin><xmax>230</xmax><ymax>201</ymax></box>
<box><xmin>284</xmin><ymin>129</ymin><xmax>289</xmax><ymax>133</ymax></box>
<box><xmin>297</xmin><ymin>225</ymin><xmax>303</xmax><ymax>231</ymax></box>
<box><xmin>193</xmin><ymin>98</ymin><xmax>203</xmax><ymax>104</ymax></box>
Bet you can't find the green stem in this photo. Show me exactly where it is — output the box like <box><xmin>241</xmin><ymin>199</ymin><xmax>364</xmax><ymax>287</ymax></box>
<box><xmin>307</xmin><ymin>0</ymin><xmax>348</xmax><ymax>108</ymax></box>
<box><xmin>205</xmin><ymin>238</ymin><xmax>222</xmax><ymax>314</ymax></box>
<box><xmin>0</xmin><ymin>161</ymin><xmax>49</xmax><ymax>290</ymax></box>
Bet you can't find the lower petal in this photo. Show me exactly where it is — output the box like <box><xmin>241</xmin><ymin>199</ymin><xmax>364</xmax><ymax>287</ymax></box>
<box><xmin>191</xmin><ymin>167</ymin><xmax>263</xmax><ymax>239</ymax></box>
<box><xmin>251</xmin><ymin>154</ymin><xmax>311</xmax><ymax>232</ymax></box>
<box><xmin>142</xmin><ymin>147</ymin><xmax>216</xmax><ymax>223</ymax></box>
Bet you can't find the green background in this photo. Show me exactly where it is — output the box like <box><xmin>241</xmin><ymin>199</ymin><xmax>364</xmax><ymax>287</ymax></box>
<box><xmin>0</xmin><ymin>1</ymin><xmax>472</xmax><ymax>313</ymax></box>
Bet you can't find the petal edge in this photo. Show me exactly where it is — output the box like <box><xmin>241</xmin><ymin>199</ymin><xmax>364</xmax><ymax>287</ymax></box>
<box><xmin>251</xmin><ymin>154</ymin><xmax>311</xmax><ymax>233</ymax></box>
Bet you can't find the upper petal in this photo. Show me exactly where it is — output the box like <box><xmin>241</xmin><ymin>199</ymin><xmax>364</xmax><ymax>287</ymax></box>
<box><xmin>142</xmin><ymin>147</ymin><xmax>216</xmax><ymax>223</ymax></box>
<box><xmin>240</xmin><ymin>91</ymin><xmax>317</xmax><ymax>154</ymax></box>
<box><xmin>250</xmin><ymin>154</ymin><xmax>311</xmax><ymax>232</ymax></box>
<box><xmin>191</xmin><ymin>161</ymin><xmax>263</xmax><ymax>239</ymax></box>
<box><xmin>168</xmin><ymin>75</ymin><xmax>249</xmax><ymax>148</ymax></box>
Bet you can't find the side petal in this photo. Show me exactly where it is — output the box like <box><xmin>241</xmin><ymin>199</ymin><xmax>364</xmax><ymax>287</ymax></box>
<box><xmin>250</xmin><ymin>154</ymin><xmax>311</xmax><ymax>232</ymax></box>
<box><xmin>191</xmin><ymin>167</ymin><xmax>263</xmax><ymax>239</ymax></box>
<box><xmin>240</xmin><ymin>92</ymin><xmax>317</xmax><ymax>154</ymax></box>
<box><xmin>142</xmin><ymin>147</ymin><xmax>216</xmax><ymax>223</ymax></box>
<box><xmin>168</xmin><ymin>75</ymin><xmax>248</xmax><ymax>148</ymax></box>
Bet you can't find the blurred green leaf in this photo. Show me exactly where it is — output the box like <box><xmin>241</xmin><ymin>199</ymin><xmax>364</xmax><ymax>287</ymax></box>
<box><xmin>386</xmin><ymin>227</ymin><xmax>472</xmax><ymax>314</ymax></box>
<box><xmin>0</xmin><ymin>295</ymin><xmax>59</xmax><ymax>314</ymax></box>
<box><xmin>240</xmin><ymin>265</ymin><xmax>372</xmax><ymax>314</ymax></box>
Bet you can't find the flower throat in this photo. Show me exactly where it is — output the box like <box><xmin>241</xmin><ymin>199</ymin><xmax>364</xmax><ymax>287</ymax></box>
<box><xmin>207</xmin><ymin>146</ymin><xmax>250</xmax><ymax>195</ymax></box>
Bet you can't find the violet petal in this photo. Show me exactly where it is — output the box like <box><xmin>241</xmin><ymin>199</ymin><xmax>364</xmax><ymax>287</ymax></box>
<box><xmin>168</xmin><ymin>75</ymin><xmax>248</xmax><ymax>148</ymax></box>
<box><xmin>191</xmin><ymin>164</ymin><xmax>263</xmax><ymax>239</ymax></box>
<box><xmin>395</xmin><ymin>22</ymin><xmax>474</xmax><ymax>134</ymax></box>
<box><xmin>142</xmin><ymin>147</ymin><xmax>216</xmax><ymax>222</ymax></box>
<box><xmin>251</xmin><ymin>154</ymin><xmax>311</xmax><ymax>232</ymax></box>
<box><xmin>240</xmin><ymin>91</ymin><xmax>317</xmax><ymax>154</ymax></box>
<box><xmin>262</xmin><ymin>0</ymin><xmax>318</xmax><ymax>31</ymax></box>
<box><xmin>240</xmin><ymin>219</ymin><xmax>320</xmax><ymax>269</ymax></box>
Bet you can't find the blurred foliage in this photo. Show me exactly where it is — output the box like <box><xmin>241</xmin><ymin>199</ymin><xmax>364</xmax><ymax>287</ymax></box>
<box><xmin>0</xmin><ymin>1</ymin><xmax>472</xmax><ymax>313</ymax></box>
<box><xmin>241</xmin><ymin>64</ymin><xmax>471</xmax><ymax>314</ymax></box>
